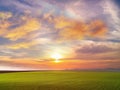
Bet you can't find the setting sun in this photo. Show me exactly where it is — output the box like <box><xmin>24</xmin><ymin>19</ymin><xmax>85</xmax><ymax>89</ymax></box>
<box><xmin>51</xmin><ymin>53</ymin><xmax>62</xmax><ymax>63</ymax></box>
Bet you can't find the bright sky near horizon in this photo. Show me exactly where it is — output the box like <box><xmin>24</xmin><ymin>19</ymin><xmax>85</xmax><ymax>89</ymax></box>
<box><xmin>0</xmin><ymin>0</ymin><xmax>120</xmax><ymax>70</ymax></box>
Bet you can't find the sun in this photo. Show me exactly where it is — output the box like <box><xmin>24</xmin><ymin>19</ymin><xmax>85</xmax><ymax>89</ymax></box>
<box><xmin>51</xmin><ymin>53</ymin><xmax>62</xmax><ymax>60</ymax></box>
<box><xmin>51</xmin><ymin>53</ymin><xmax>62</xmax><ymax>63</ymax></box>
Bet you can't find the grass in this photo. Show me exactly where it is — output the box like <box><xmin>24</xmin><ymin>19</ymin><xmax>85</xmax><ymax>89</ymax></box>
<box><xmin>0</xmin><ymin>71</ymin><xmax>120</xmax><ymax>90</ymax></box>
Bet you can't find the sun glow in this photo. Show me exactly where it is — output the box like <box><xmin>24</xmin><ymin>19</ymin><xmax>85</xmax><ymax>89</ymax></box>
<box><xmin>51</xmin><ymin>53</ymin><xmax>62</xmax><ymax>63</ymax></box>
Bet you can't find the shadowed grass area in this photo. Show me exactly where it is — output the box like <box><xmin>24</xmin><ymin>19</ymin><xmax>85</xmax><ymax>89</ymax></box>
<box><xmin>0</xmin><ymin>71</ymin><xmax>120</xmax><ymax>90</ymax></box>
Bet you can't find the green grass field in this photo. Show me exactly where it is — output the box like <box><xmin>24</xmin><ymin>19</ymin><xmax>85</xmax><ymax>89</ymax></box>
<box><xmin>0</xmin><ymin>71</ymin><xmax>120</xmax><ymax>90</ymax></box>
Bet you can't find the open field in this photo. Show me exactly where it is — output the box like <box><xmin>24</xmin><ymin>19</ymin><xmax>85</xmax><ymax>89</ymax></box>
<box><xmin>0</xmin><ymin>71</ymin><xmax>120</xmax><ymax>90</ymax></box>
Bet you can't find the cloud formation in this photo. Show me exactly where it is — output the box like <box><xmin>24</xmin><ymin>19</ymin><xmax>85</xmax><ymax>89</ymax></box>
<box><xmin>0</xmin><ymin>12</ymin><xmax>12</xmax><ymax>19</ymax></box>
<box><xmin>6</xmin><ymin>18</ymin><xmax>40</xmax><ymax>41</ymax></box>
<box><xmin>74</xmin><ymin>41</ymin><xmax>120</xmax><ymax>60</ymax></box>
<box><xmin>0</xmin><ymin>0</ymin><xmax>119</xmax><ymax>70</ymax></box>
<box><xmin>53</xmin><ymin>16</ymin><xmax>108</xmax><ymax>40</ymax></box>
<box><xmin>0</xmin><ymin>12</ymin><xmax>41</xmax><ymax>41</ymax></box>
<box><xmin>6</xmin><ymin>41</ymin><xmax>37</xmax><ymax>49</ymax></box>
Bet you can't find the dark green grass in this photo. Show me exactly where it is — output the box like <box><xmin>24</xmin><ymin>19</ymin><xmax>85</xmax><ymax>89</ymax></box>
<box><xmin>0</xmin><ymin>71</ymin><xmax>120</xmax><ymax>90</ymax></box>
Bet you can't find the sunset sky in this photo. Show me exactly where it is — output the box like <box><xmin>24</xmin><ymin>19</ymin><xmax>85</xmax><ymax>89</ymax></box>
<box><xmin>0</xmin><ymin>0</ymin><xmax>120</xmax><ymax>70</ymax></box>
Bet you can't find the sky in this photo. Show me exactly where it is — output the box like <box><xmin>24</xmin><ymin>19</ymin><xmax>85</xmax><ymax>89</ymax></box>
<box><xmin>0</xmin><ymin>0</ymin><xmax>120</xmax><ymax>70</ymax></box>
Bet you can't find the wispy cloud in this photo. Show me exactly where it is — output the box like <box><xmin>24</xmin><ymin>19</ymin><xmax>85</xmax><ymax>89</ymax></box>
<box><xmin>0</xmin><ymin>12</ymin><xmax>12</xmax><ymax>19</ymax></box>
<box><xmin>74</xmin><ymin>41</ymin><xmax>120</xmax><ymax>60</ymax></box>
<box><xmin>6</xmin><ymin>18</ymin><xmax>40</xmax><ymax>41</ymax></box>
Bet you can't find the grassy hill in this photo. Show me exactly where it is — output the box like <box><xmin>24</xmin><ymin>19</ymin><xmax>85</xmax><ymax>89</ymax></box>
<box><xmin>0</xmin><ymin>71</ymin><xmax>120</xmax><ymax>90</ymax></box>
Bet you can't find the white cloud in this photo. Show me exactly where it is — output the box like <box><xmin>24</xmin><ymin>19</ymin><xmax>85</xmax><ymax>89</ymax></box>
<box><xmin>102</xmin><ymin>0</ymin><xmax>120</xmax><ymax>40</ymax></box>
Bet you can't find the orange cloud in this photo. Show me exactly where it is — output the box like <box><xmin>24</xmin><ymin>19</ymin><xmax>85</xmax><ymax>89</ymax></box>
<box><xmin>89</xmin><ymin>20</ymin><xmax>108</xmax><ymax>37</ymax></box>
<box><xmin>53</xmin><ymin>16</ymin><xmax>108</xmax><ymax>40</ymax></box>
<box><xmin>0</xmin><ymin>20</ymin><xmax>11</xmax><ymax>36</ymax></box>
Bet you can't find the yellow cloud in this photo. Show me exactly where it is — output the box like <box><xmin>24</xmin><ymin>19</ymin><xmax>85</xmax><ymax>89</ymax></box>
<box><xmin>0</xmin><ymin>12</ymin><xmax>12</xmax><ymax>19</ymax></box>
<box><xmin>0</xmin><ymin>13</ymin><xmax>41</xmax><ymax>41</ymax></box>
<box><xmin>6</xmin><ymin>41</ymin><xmax>38</xmax><ymax>50</ymax></box>
<box><xmin>54</xmin><ymin>16</ymin><xmax>73</xmax><ymax>29</ymax></box>
<box><xmin>6</xmin><ymin>37</ymin><xmax>51</xmax><ymax>50</ymax></box>
<box><xmin>5</xmin><ymin>18</ymin><xmax>41</xmax><ymax>41</ymax></box>
<box><xmin>0</xmin><ymin>56</ymin><xmax>11</xmax><ymax>61</ymax></box>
